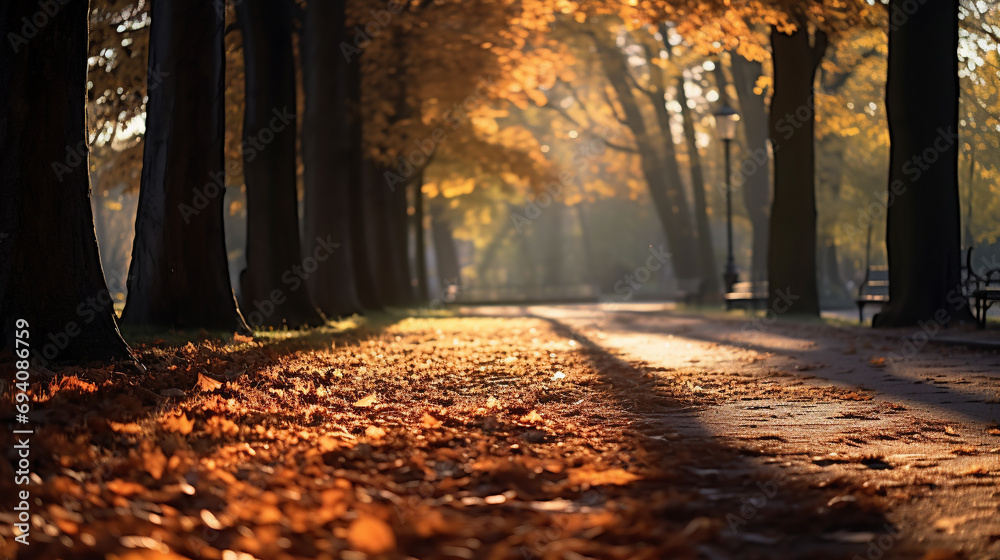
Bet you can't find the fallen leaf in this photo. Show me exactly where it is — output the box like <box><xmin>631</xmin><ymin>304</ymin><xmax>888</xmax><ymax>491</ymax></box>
<box><xmin>353</xmin><ymin>394</ymin><xmax>378</xmax><ymax>407</ymax></box>
<box><xmin>106</xmin><ymin>479</ymin><xmax>146</xmax><ymax>496</ymax></box>
<box><xmin>567</xmin><ymin>467</ymin><xmax>641</xmax><ymax>486</ymax></box>
<box><xmin>521</xmin><ymin>410</ymin><xmax>543</xmax><ymax>424</ymax></box>
<box><xmin>161</xmin><ymin>412</ymin><xmax>194</xmax><ymax>435</ymax></box>
<box><xmin>197</xmin><ymin>373</ymin><xmax>223</xmax><ymax>393</ymax></box>
<box><xmin>421</xmin><ymin>412</ymin><xmax>443</xmax><ymax>428</ymax></box>
<box><xmin>365</xmin><ymin>426</ymin><xmax>387</xmax><ymax>439</ymax></box>
<box><xmin>347</xmin><ymin>515</ymin><xmax>396</xmax><ymax>554</ymax></box>
<box><xmin>144</xmin><ymin>446</ymin><xmax>167</xmax><ymax>480</ymax></box>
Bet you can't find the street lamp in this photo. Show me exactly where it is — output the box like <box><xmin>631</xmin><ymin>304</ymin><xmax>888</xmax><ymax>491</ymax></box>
<box><xmin>713</xmin><ymin>105</ymin><xmax>740</xmax><ymax>293</ymax></box>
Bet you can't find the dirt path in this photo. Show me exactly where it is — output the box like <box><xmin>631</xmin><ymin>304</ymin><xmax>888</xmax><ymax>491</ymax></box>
<box><xmin>1</xmin><ymin>309</ymin><xmax>996</xmax><ymax>559</ymax></box>
<box><xmin>523</xmin><ymin>304</ymin><xmax>1000</xmax><ymax>559</ymax></box>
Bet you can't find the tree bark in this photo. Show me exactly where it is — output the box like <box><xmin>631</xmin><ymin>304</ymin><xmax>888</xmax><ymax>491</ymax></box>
<box><xmin>767</xmin><ymin>24</ymin><xmax>826</xmax><ymax>316</ymax></box>
<box><xmin>0</xmin><ymin>0</ymin><xmax>136</xmax><ymax>366</ymax></box>
<box><xmin>301</xmin><ymin>0</ymin><xmax>363</xmax><ymax>318</ymax></box>
<box><xmin>729</xmin><ymin>53</ymin><xmax>772</xmax><ymax>284</ymax></box>
<box><xmin>412</xmin><ymin>174</ymin><xmax>430</xmax><ymax>303</ymax></box>
<box><xmin>237</xmin><ymin>0</ymin><xmax>325</xmax><ymax>329</ymax></box>
<box><xmin>122</xmin><ymin>0</ymin><xmax>249</xmax><ymax>333</ymax></box>
<box><xmin>431</xmin><ymin>196</ymin><xmax>462</xmax><ymax>290</ymax></box>
<box><xmin>676</xmin><ymin>74</ymin><xmax>720</xmax><ymax>297</ymax></box>
<box><xmin>595</xmin><ymin>34</ymin><xmax>701</xmax><ymax>282</ymax></box>
<box><xmin>874</xmin><ymin>0</ymin><xmax>973</xmax><ymax>326</ymax></box>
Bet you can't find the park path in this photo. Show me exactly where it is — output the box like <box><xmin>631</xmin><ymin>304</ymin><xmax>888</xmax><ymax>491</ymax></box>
<box><xmin>504</xmin><ymin>304</ymin><xmax>1000</xmax><ymax>559</ymax></box>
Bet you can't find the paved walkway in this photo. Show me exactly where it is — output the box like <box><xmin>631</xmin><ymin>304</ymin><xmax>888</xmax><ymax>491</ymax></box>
<box><xmin>468</xmin><ymin>304</ymin><xmax>1000</xmax><ymax>558</ymax></box>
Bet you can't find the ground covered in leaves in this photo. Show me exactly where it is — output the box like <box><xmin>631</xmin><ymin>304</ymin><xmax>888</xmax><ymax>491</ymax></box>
<box><xmin>1</xmin><ymin>313</ymin><xmax>914</xmax><ymax>559</ymax></box>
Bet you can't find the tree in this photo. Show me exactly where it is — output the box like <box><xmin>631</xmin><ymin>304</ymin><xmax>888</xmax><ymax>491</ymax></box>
<box><xmin>236</xmin><ymin>0</ymin><xmax>326</xmax><ymax>329</ymax></box>
<box><xmin>301</xmin><ymin>0</ymin><xmax>363</xmax><ymax>318</ymax></box>
<box><xmin>873</xmin><ymin>0</ymin><xmax>973</xmax><ymax>326</ymax></box>
<box><xmin>728</xmin><ymin>52</ymin><xmax>771</xmax><ymax>284</ymax></box>
<box><xmin>121</xmin><ymin>0</ymin><xmax>249</xmax><ymax>333</ymax></box>
<box><xmin>0</xmin><ymin>0</ymin><xmax>135</xmax><ymax>365</ymax></box>
<box><xmin>767</xmin><ymin>21</ymin><xmax>827</xmax><ymax>316</ymax></box>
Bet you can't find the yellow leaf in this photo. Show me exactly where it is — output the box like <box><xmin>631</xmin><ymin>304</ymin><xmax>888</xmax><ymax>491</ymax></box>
<box><xmin>347</xmin><ymin>515</ymin><xmax>396</xmax><ymax>555</ymax></box>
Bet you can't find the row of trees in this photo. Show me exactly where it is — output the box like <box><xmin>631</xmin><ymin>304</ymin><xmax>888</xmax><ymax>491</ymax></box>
<box><xmin>0</xmin><ymin>0</ymin><xmax>988</xmax><ymax>366</ymax></box>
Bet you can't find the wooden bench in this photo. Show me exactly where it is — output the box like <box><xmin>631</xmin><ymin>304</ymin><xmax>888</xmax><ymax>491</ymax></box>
<box><xmin>967</xmin><ymin>248</ymin><xmax>1000</xmax><ymax>328</ymax></box>
<box><xmin>724</xmin><ymin>281</ymin><xmax>768</xmax><ymax>311</ymax></box>
<box><xmin>855</xmin><ymin>265</ymin><xmax>889</xmax><ymax>323</ymax></box>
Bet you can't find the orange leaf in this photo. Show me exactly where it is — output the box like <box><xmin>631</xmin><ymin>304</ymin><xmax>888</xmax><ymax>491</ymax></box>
<box><xmin>144</xmin><ymin>446</ymin><xmax>168</xmax><ymax>480</ymax></box>
<box><xmin>353</xmin><ymin>394</ymin><xmax>378</xmax><ymax>407</ymax></box>
<box><xmin>197</xmin><ymin>373</ymin><xmax>223</xmax><ymax>393</ymax></box>
<box><xmin>106</xmin><ymin>479</ymin><xmax>146</xmax><ymax>496</ymax></box>
<box><xmin>365</xmin><ymin>426</ymin><xmax>387</xmax><ymax>439</ymax></box>
<box><xmin>421</xmin><ymin>413</ymin><xmax>443</xmax><ymax>428</ymax></box>
<box><xmin>347</xmin><ymin>515</ymin><xmax>396</xmax><ymax>555</ymax></box>
<box><xmin>161</xmin><ymin>412</ymin><xmax>194</xmax><ymax>435</ymax></box>
<box><xmin>521</xmin><ymin>410</ymin><xmax>543</xmax><ymax>424</ymax></box>
<box><xmin>567</xmin><ymin>468</ymin><xmax>641</xmax><ymax>486</ymax></box>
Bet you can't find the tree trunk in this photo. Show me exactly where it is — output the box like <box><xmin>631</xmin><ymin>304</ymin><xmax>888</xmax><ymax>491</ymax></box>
<box><xmin>676</xmin><ymin>74</ymin><xmax>720</xmax><ymax>297</ymax></box>
<box><xmin>874</xmin><ymin>0</ymin><xmax>973</xmax><ymax>326</ymax></box>
<box><xmin>767</xmin><ymin>25</ymin><xmax>827</xmax><ymax>316</ymax></box>
<box><xmin>301</xmin><ymin>0</ymin><xmax>362</xmax><ymax>318</ymax></box>
<box><xmin>0</xmin><ymin>0</ymin><xmax>136</xmax><ymax>366</ymax></box>
<box><xmin>391</xmin><ymin>174</ymin><xmax>415</xmax><ymax>304</ymax></box>
<box><xmin>122</xmin><ymin>0</ymin><xmax>248</xmax><ymax>333</ymax></box>
<box><xmin>412</xmin><ymin>174</ymin><xmax>430</xmax><ymax>303</ymax></box>
<box><xmin>595</xmin><ymin>34</ymin><xmax>700</xmax><ymax>282</ymax></box>
<box><xmin>236</xmin><ymin>0</ymin><xmax>325</xmax><ymax>329</ymax></box>
<box><xmin>431</xmin><ymin>196</ymin><xmax>462</xmax><ymax>289</ymax></box>
<box><xmin>730</xmin><ymin>52</ymin><xmax>772</xmax><ymax>284</ymax></box>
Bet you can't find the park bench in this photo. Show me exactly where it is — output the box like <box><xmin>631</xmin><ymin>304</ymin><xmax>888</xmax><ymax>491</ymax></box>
<box><xmin>724</xmin><ymin>281</ymin><xmax>769</xmax><ymax>311</ymax></box>
<box><xmin>967</xmin><ymin>248</ymin><xmax>1000</xmax><ymax>328</ymax></box>
<box><xmin>855</xmin><ymin>265</ymin><xmax>889</xmax><ymax>323</ymax></box>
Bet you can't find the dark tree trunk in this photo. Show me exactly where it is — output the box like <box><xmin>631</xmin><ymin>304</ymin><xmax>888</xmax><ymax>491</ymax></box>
<box><xmin>767</xmin><ymin>25</ymin><xmax>827</xmax><ymax>316</ymax></box>
<box><xmin>0</xmin><ymin>0</ymin><xmax>135</xmax><ymax>366</ymax></box>
<box><xmin>236</xmin><ymin>0</ymin><xmax>325</xmax><ymax>329</ymax></box>
<box><xmin>412</xmin><ymin>174</ymin><xmax>430</xmax><ymax>303</ymax></box>
<box><xmin>874</xmin><ymin>0</ymin><xmax>972</xmax><ymax>326</ymax></box>
<box><xmin>431</xmin><ymin>196</ymin><xmax>462</xmax><ymax>289</ymax></box>
<box><xmin>362</xmin><ymin>159</ymin><xmax>411</xmax><ymax>306</ymax></box>
<box><xmin>122</xmin><ymin>0</ymin><xmax>248</xmax><ymax>333</ymax></box>
<box><xmin>349</xmin><ymin>157</ymin><xmax>383</xmax><ymax>310</ymax></box>
<box><xmin>390</xmin><ymin>175</ymin><xmax>415</xmax><ymax>304</ymax></box>
<box><xmin>301</xmin><ymin>0</ymin><xmax>362</xmax><ymax>318</ymax></box>
<box><xmin>729</xmin><ymin>53</ymin><xmax>772</xmax><ymax>284</ymax></box>
<box><xmin>676</xmin><ymin>74</ymin><xmax>720</xmax><ymax>297</ymax></box>
<box><xmin>595</xmin><ymin>35</ymin><xmax>701</xmax><ymax>282</ymax></box>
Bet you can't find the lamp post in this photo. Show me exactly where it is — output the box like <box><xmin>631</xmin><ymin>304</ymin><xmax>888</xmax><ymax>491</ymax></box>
<box><xmin>713</xmin><ymin>105</ymin><xmax>740</xmax><ymax>293</ymax></box>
